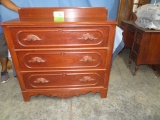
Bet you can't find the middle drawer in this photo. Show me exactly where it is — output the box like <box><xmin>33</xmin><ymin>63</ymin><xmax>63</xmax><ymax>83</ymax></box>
<box><xmin>16</xmin><ymin>49</ymin><xmax>108</xmax><ymax>70</ymax></box>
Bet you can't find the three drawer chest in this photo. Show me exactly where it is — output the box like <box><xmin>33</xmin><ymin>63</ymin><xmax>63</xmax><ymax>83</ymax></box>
<box><xmin>1</xmin><ymin>7</ymin><xmax>116</xmax><ymax>102</ymax></box>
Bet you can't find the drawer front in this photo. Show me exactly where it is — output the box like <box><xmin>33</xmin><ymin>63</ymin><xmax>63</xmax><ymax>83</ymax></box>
<box><xmin>17</xmin><ymin>50</ymin><xmax>107</xmax><ymax>70</ymax></box>
<box><xmin>22</xmin><ymin>71</ymin><xmax>105</xmax><ymax>89</ymax></box>
<box><xmin>11</xmin><ymin>27</ymin><xmax>109</xmax><ymax>48</ymax></box>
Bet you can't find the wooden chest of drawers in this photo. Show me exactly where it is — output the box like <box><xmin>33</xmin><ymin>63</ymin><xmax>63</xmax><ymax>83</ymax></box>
<box><xmin>129</xmin><ymin>27</ymin><xmax>160</xmax><ymax>75</ymax></box>
<box><xmin>121</xmin><ymin>21</ymin><xmax>160</xmax><ymax>76</ymax></box>
<box><xmin>1</xmin><ymin>8</ymin><xmax>116</xmax><ymax>102</ymax></box>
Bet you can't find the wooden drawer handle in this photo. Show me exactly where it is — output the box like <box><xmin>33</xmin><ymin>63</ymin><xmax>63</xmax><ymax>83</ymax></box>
<box><xmin>78</xmin><ymin>33</ymin><xmax>97</xmax><ymax>41</ymax></box>
<box><xmin>79</xmin><ymin>56</ymin><xmax>95</xmax><ymax>62</ymax></box>
<box><xmin>24</xmin><ymin>34</ymin><xmax>42</xmax><ymax>41</ymax></box>
<box><xmin>28</xmin><ymin>57</ymin><xmax>46</xmax><ymax>63</ymax></box>
<box><xmin>34</xmin><ymin>77</ymin><xmax>49</xmax><ymax>83</ymax></box>
<box><xmin>79</xmin><ymin>76</ymin><xmax>95</xmax><ymax>82</ymax></box>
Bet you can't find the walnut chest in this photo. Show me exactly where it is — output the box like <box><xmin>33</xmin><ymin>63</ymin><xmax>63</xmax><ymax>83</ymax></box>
<box><xmin>1</xmin><ymin>7</ymin><xmax>116</xmax><ymax>102</ymax></box>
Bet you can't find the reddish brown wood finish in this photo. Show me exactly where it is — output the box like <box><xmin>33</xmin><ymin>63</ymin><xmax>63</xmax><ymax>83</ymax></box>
<box><xmin>18</xmin><ymin>7</ymin><xmax>108</xmax><ymax>21</ymax></box>
<box><xmin>1</xmin><ymin>7</ymin><xmax>116</xmax><ymax>102</ymax></box>
<box><xmin>121</xmin><ymin>21</ymin><xmax>160</xmax><ymax>75</ymax></box>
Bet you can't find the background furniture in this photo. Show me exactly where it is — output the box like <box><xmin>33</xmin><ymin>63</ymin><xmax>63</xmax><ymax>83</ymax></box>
<box><xmin>2</xmin><ymin>7</ymin><xmax>116</xmax><ymax>101</ymax></box>
<box><xmin>121</xmin><ymin>21</ymin><xmax>160</xmax><ymax>76</ymax></box>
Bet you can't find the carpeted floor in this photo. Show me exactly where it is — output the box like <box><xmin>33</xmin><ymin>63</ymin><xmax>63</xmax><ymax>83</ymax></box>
<box><xmin>0</xmin><ymin>49</ymin><xmax>160</xmax><ymax>120</ymax></box>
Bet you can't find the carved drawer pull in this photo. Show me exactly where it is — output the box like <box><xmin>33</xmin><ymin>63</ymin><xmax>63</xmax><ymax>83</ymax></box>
<box><xmin>79</xmin><ymin>56</ymin><xmax>95</xmax><ymax>62</ymax></box>
<box><xmin>24</xmin><ymin>34</ymin><xmax>42</xmax><ymax>41</ymax></box>
<box><xmin>28</xmin><ymin>57</ymin><xmax>46</xmax><ymax>63</ymax></box>
<box><xmin>79</xmin><ymin>76</ymin><xmax>95</xmax><ymax>82</ymax></box>
<box><xmin>78</xmin><ymin>33</ymin><xmax>97</xmax><ymax>40</ymax></box>
<box><xmin>34</xmin><ymin>77</ymin><xmax>49</xmax><ymax>83</ymax></box>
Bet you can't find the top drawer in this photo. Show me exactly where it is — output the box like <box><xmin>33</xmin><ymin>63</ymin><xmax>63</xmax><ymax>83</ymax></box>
<box><xmin>10</xmin><ymin>27</ymin><xmax>109</xmax><ymax>48</ymax></box>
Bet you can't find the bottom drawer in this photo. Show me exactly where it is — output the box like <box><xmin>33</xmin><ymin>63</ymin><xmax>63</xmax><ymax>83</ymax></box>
<box><xmin>21</xmin><ymin>71</ymin><xmax>106</xmax><ymax>89</ymax></box>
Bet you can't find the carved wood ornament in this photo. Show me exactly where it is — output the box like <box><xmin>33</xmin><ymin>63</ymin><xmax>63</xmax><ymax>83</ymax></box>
<box><xmin>34</xmin><ymin>77</ymin><xmax>49</xmax><ymax>83</ymax></box>
<box><xmin>78</xmin><ymin>33</ymin><xmax>98</xmax><ymax>40</ymax></box>
<box><xmin>28</xmin><ymin>57</ymin><xmax>46</xmax><ymax>63</ymax></box>
<box><xmin>24</xmin><ymin>34</ymin><xmax>42</xmax><ymax>41</ymax></box>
